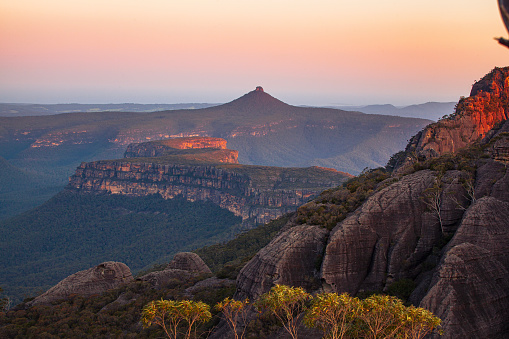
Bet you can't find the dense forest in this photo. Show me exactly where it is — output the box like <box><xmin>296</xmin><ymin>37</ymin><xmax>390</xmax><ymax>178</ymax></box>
<box><xmin>0</xmin><ymin>192</ymin><xmax>242</xmax><ymax>305</ymax></box>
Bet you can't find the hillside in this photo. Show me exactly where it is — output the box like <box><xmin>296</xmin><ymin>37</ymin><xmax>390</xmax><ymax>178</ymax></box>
<box><xmin>231</xmin><ymin>67</ymin><xmax>509</xmax><ymax>338</ymax></box>
<box><xmin>0</xmin><ymin>88</ymin><xmax>430</xmax><ymax>219</ymax></box>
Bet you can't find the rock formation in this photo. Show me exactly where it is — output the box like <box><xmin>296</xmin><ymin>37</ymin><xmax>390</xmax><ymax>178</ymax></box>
<box><xmin>236</xmin><ymin>224</ymin><xmax>328</xmax><ymax>299</ymax></box>
<box><xmin>27</xmin><ymin>262</ymin><xmax>133</xmax><ymax>306</ymax></box>
<box><xmin>138</xmin><ymin>252</ymin><xmax>212</xmax><ymax>289</ymax></box>
<box><xmin>67</xmin><ymin>137</ymin><xmax>351</xmax><ymax>226</ymax></box>
<box><xmin>402</xmin><ymin>67</ymin><xmax>509</xmax><ymax>165</ymax></box>
<box><xmin>124</xmin><ymin>137</ymin><xmax>239</xmax><ymax>164</ymax></box>
<box><xmin>234</xmin><ymin>68</ymin><xmax>509</xmax><ymax>338</ymax></box>
<box><xmin>166</xmin><ymin>252</ymin><xmax>212</xmax><ymax>274</ymax></box>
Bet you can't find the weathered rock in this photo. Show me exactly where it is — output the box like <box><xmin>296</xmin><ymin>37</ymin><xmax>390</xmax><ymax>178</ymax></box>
<box><xmin>167</xmin><ymin>252</ymin><xmax>212</xmax><ymax>274</ymax></box>
<box><xmin>236</xmin><ymin>224</ymin><xmax>328</xmax><ymax>300</ymax></box>
<box><xmin>321</xmin><ymin>170</ymin><xmax>469</xmax><ymax>295</ymax></box>
<box><xmin>137</xmin><ymin>269</ymin><xmax>198</xmax><ymax>289</ymax></box>
<box><xmin>420</xmin><ymin>243</ymin><xmax>509</xmax><ymax>339</ymax></box>
<box><xmin>27</xmin><ymin>262</ymin><xmax>133</xmax><ymax>306</ymax></box>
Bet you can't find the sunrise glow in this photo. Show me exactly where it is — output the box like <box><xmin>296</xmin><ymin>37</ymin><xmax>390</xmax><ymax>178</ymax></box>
<box><xmin>1</xmin><ymin>0</ymin><xmax>507</xmax><ymax>105</ymax></box>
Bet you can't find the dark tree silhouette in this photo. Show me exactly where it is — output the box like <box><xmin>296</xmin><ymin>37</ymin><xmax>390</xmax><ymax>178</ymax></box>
<box><xmin>497</xmin><ymin>0</ymin><xmax>509</xmax><ymax>47</ymax></box>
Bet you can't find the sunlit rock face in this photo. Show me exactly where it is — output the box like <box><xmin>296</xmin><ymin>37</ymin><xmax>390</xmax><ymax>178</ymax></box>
<box><xmin>403</xmin><ymin>67</ymin><xmax>509</xmax><ymax>162</ymax></box>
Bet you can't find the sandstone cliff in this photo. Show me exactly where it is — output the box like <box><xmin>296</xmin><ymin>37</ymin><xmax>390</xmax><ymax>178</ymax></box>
<box><xmin>67</xmin><ymin>137</ymin><xmax>351</xmax><ymax>226</ymax></box>
<box><xmin>124</xmin><ymin>137</ymin><xmax>239</xmax><ymax>164</ymax></box>
<box><xmin>399</xmin><ymin>67</ymin><xmax>509</xmax><ymax>167</ymax></box>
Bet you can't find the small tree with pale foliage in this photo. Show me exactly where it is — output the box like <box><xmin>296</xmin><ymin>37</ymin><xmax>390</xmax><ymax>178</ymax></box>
<box><xmin>255</xmin><ymin>284</ymin><xmax>312</xmax><ymax>339</ymax></box>
<box><xmin>215</xmin><ymin>297</ymin><xmax>249</xmax><ymax>339</ymax></box>
<box><xmin>141</xmin><ymin>299</ymin><xmax>211</xmax><ymax>339</ymax></box>
<box><xmin>304</xmin><ymin>292</ymin><xmax>363</xmax><ymax>339</ymax></box>
<box><xmin>359</xmin><ymin>294</ymin><xmax>441</xmax><ymax>339</ymax></box>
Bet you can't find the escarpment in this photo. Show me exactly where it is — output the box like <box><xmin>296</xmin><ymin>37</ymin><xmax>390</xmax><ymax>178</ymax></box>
<box><xmin>67</xmin><ymin>137</ymin><xmax>352</xmax><ymax>226</ymax></box>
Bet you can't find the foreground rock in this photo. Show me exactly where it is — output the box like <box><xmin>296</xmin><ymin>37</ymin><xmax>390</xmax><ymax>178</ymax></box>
<box><xmin>236</xmin><ymin>224</ymin><xmax>328</xmax><ymax>299</ymax></box>
<box><xmin>27</xmin><ymin>262</ymin><xmax>133</xmax><ymax>306</ymax></box>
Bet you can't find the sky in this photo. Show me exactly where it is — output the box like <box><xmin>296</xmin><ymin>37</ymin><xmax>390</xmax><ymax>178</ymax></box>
<box><xmin>1</xmin><ymin>0</ymin><xmax>508</xmax><ymax>106</ymax></box>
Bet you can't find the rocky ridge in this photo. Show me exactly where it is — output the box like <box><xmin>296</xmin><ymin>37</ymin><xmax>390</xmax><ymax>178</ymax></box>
<box><xmin>67</xmin><ymin>137</ymin><xmax>352</xmax><ymax>226</ymax></box>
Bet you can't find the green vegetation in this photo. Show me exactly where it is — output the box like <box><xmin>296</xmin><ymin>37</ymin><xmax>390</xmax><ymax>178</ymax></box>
<box><xmin>215</xmin><ymin>297</ymin><xmax>249</xmax><ymax>339</ymax></box>
<box><xmin>255</xmin><ymin>284</ymin><xmax>312</xmax><ymax>339</ymax></box>
<box><xmin>295</xmin><ymin>168</ymin><xmax>390</xmax><ymax>230</ymax></box>
<box><xmin>0</xmin><ymin>273</ymin><xmax>233</xmax><ymax>338</ymax></box>
<box><xmin>142</xmin><ymin>299</ymin><xmax>212</xmax><ymax>339</ymax></box>
<box><xmin>136</xmin><ymin>286</ymin><xmax>441</xmax><ymax>339</ymax></box>
<box><xmin>0</xmin><ymin>192</ymin><xmax>242</xmax><ymax>305</ymax></box>
<box><xmin>194</xmin><ymin>215</ymin><xmax>289</xmax><ymax>276</ymax></box>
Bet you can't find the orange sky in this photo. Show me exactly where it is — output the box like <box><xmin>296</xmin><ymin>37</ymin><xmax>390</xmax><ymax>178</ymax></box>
<box><xmin>1</xmin><ymin>0</ymin><xmax>508</xmax><ymax>105</ymax></box>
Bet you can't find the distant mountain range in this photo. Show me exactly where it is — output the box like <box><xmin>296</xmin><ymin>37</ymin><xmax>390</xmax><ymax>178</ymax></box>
<box><xmin>0</xmin><ymin>103</ymin><xmax>219</xmax><ymax>117</ymax></box>
<box><xmin>332</xmin><ymin>102</ymin><xmax>457</xmax><ymax>121</ymax></box>
<box><xmin>1</xmin><ymin>101</ymin><xmax>455</xmax><ymax>121</ymax></box>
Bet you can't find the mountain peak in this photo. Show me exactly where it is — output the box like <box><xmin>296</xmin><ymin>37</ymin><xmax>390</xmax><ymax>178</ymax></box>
<box><xmin>219</xmin><ymin>87</ymin><xmax>291</xmax><ymax>112</ymax></box>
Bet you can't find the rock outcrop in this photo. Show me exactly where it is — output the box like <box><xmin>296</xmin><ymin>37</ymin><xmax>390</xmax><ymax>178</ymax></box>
<box><xmin>420</xmin><ymin>196</ymin><xmax>509</xmax><ymax>338</ymax></box>
<box><xmin>124</xmin><ymin>137</ymin><xmax>239</xmax><ymax>164</ymax></box>
<box><xmin>138</xmin><ymin>252</ymin><xmax>212</xmax><ymax>289</ymax></box>
<box><xmin>67</xmin><ymin>138</ymin><xmax>351</xmax><ymax>226</ymax></box>
<box><xmin>167</xmin><ymin>252</ymin><xmax>212</xmax><ymax>274</ymax></box>
<box><xmin>27</xmin><ymin>262</ymin><xmax>133</xmax><ymax>306</ymax></box>
<box><xmin>403</xmin><ymin>67</ymin><xmax>509</xmax><ymax>164</ymax></box>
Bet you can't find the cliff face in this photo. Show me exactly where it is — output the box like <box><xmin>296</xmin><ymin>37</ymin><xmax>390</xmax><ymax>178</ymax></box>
<box><xmin>404</xmin><ymin>67</ymin><xmax>509</xmax><ymax>161</ymax></box>
<box><xmin>125</xmin><ymin>137</ymin><xmax>238</xmax><ymax>163</ymax></box>
<box><xmin>67</xmin><ymin>138</ymin><xmax>351</xmax><ymax>226</ymax></box>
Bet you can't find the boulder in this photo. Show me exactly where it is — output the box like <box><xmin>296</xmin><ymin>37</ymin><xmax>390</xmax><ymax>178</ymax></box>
<box><xmin>27</xmin><ymin>262</ymin><xmax>133</xmax><ymax>306</ymax></box>
<box><xmin>167</xmin><ymin>252</ymin><xmax>212</xmax><ymax>274</ymax></box>
<box><xmin>137</xmin><ymin>269</ymin><xmax>197</xmax><ymax>289</ymax></box>
<box><xmin>420</xmin><ymin>197</ymin><xmax>509</xmax><ymax>338</ymax></box>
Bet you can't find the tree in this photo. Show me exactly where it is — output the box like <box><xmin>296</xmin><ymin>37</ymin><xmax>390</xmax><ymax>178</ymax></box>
<box><xmin>215</xmin><ymin>297</ymin><xmax>249</xmax><ymax>339</ymax></box>
<box><xmin>358</xmin><ymin>294</ymin><xmax>441</xmax><ymax>339</ymax></box>
<box><xmin>359</xmin><ymin>294</ymin><xmax>407</xmax><ymax>338</ymax></box>
<box><xmin>255</xmin><ymin>284</ymin><xmax>312</xmax><ymax>339</ymax></box>
<box><xmin>422</xmin><ymin>174</ymin><xmax>445</xmax><ymax>234</ymax></box>
<box><xmin>141</xmin><ymin>299</ymin><xmax>211</xmax><ymax>339</ymax></box>
<box><xmin>303</xmin><ymin>293</ymin><xmax>441</xmax><ymax>339</ymax></box>
<box><xmin>304</xmin><ymin>292</ymin><xmax>363</xmax><ymax>339</ymax></box>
